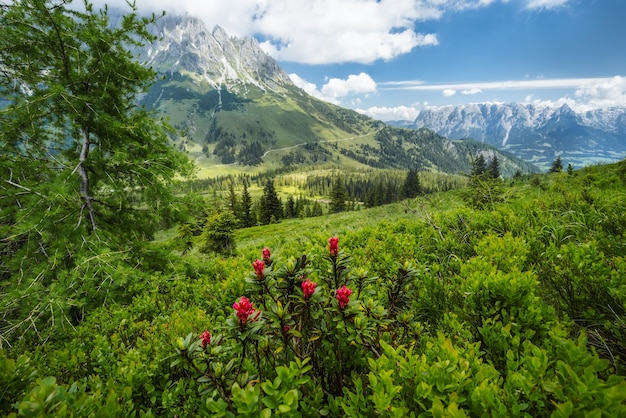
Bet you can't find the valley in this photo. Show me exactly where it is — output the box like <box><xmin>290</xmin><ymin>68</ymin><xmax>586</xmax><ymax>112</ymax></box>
<box><xmin>2</xmin><ymin>3</ymin><xmax>626</xmax><ymax>416</ymax></box>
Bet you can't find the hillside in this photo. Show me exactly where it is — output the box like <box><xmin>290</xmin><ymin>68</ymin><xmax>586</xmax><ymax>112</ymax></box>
<box><xmin>133</xmin><ymin>13</ymin><xmax>536</xmax><ymax>177</ymax></box>
<box><xmin>4</xmin><ymin>160</ymin><xmax>626</xmax><ymax>416</ymax></box>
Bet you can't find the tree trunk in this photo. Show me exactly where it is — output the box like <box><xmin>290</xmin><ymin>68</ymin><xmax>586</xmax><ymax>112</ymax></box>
<box><xmin>79</xmin><ymin>127</ymin><xmax>97</xmax><ymax>232</ymax></box>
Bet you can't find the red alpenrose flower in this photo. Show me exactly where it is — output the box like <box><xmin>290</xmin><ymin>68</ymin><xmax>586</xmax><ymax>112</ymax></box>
<box><xmin>262</xmin><ymin>247</ymin><xmax>271</xmax><ymax>260</ymax></box>
<box><xmin>301</xmin><ymin>278</ymin><xmax>317</xmax><ymax>300</ymax></box>
<box><xmin>328</xmin><ymin>236</ymin><xmax>339</xmax><ymax>256</ymax></box>
<box><xmin>233</xmin><ymin>296</ymin><xmax>260</xmax><ymax>326</ymax></box>
<box><xmin>335</xmin><ymin>285</ymin><xmax>353</xmax><ymax>309</ymax></box>
<box><xmin>200</xmin><ymin>330</ymin><xmax>211</xmax><ymax>349</ymax></box>
<box><xmin>252</xmin><ymin>259</ymin><xmax>265</xmax><ymax>278</ymax></box>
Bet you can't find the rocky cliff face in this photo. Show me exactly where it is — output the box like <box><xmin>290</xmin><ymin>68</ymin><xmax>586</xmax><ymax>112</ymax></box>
<box><xmin>136</xmin><ymin>14</ymin><xmax>292</xmax><ymax>93</ymax></box>
<box><xmin>411</xmin><ymin>103</ymin><xmax>626</xmax><ymax>170</ymax></box>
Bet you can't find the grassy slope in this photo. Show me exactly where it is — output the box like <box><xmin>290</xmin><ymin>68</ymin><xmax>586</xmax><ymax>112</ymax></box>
<box><xmin>147</xmin><ymin>73</ymin><xmax>535</xmax><ymax>179</ymax></box>
<box><xmin>4</xmin><ymin>161</ymin><xmax>625</xmax><ymax>416</ymax></box>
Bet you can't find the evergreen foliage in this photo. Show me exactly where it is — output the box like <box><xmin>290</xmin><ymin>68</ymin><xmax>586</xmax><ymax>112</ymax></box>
<box><xmin>487</xmin><ymin>155</ymin><xmax>501</xmax><ymax>179</ymax></box>
<box><xmin>2</xmin><ymin>3</ymin><xmax>626</xmax><ymax>415</ymax></box>
<box><xmin>199</xmin><ymin>210</ymin><xmax>238</xmax><ymax>256</ymax></box>
<box><xmin>401</xmin><ymin>168</ymin><xmax>422</xmax><ymax>198</ymax></box>
<box><xmin>240</xmin><ymin>181</ymin><xmax>255</xmax><ymax>227</ymax></box>
<box><xmin>329</xmin><ymin>177</ymin><xmax>348</xmax><ymax>213</ymax></box>
<box><xmin>549</xmin><ymin>156</ymin><xmax>564</xmax><ymax>173</ymax></box>
<box><xmin>259</xmin><ymin>179</ymin><xmax>282</xmax><ymax>224</ymax></box>
<box><xmin>471</xmin><ymin>154</ymin><xmax>488</xmax><ymax>177</ymax></box>
<box><xmin>0</xmin><ymin>0</ymin><xmax>191</xmax><ymax>342</ymax></box>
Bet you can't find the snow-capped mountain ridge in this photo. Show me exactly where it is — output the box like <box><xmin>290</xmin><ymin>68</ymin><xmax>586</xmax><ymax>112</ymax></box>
<box><xmin>410</xmin><ymin>103</ymin><xmax>626</xmax><ymax>170</ymax></box>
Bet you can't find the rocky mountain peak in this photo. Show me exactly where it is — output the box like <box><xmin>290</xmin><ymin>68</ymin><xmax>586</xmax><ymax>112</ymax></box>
<box><xmin>136</xmin><ymin>14</ymin><xmax>292</xmax><ymax>92</ymax></box>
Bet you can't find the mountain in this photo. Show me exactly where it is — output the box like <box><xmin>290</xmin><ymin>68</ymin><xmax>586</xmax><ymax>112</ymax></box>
<box><xmin>130</xmin><ymin>12</ymin><xmax>535</xmax><ymax>176</ymax></box>
<box><xmin>408</xmin><ymin>103</ymin><xmax>626</xmax><ymax>171</ymax></box>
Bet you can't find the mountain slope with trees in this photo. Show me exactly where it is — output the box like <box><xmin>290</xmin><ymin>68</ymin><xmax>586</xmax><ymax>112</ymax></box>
<box><xmin>130</xmin><ymin>11</ymin><xmax>537</xmax><ymax>177</ymax></box>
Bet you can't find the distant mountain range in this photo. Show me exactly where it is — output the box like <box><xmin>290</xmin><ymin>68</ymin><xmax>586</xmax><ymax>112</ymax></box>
<box><xmin>123</xmin><ymin>12</ymin><xmax>537</xmax><ymax>176</ymax></box>
<box><xmin>389</xmin><ymin>103</ymin><xmax>626</xmax><ymax>171</ymax></box>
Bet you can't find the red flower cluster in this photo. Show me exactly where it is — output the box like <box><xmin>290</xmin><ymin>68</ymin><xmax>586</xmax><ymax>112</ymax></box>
<box><xmin>301</xmin><ymin>278</ymin><xmax>317</xmax><ymax>300</ymax></box>
<box><xmin>262</xmin><ymin>247</ymin><xmax>271</xmax><ymax>261</ymax></box>
<box><xmin>200</xmin><ymin>330</ymin><xmax>211</xmax><ymax>349</ymax></box>
<box><xmin>233</xmin><ymin>296</ymin><xmax>260</xmax><ymax>325</ymax></box>
<box><xmin>252</xmin><ymin>259</ymin><xmax>265</xmax><ymax>278</ymax></box>
<box><xmin>336</xmin><ymin>285</ymin><xmax>352</xmax><ymax>309</ymax></box>
<box><xmin>329</xmin><ymin>236</ymin><xmax>339</xmax><ymax>256</ymax></box>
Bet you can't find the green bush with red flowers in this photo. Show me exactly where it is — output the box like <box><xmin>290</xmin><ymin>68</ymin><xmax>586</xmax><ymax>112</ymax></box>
<box><xmin>3</xmin><ymin>162</ymin><xmax>626</xmax><ymax>417</ymax></box>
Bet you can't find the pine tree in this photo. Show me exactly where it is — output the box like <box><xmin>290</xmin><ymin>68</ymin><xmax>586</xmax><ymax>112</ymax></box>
<box><xmin>549</xmin><ymin>156</ymin><xmax>563</xmax><ymax>173</ymax></box>
<box><xmin>259</xmin><ymin>179</ymin><xmax>282</xmax><ymax>224</ymax></box>
<box><xmin>240</xmin><ymin>181</ymin><xmax>255</xmax><ymax>227</ymax></box>
<box><xmin>311</xmin><ymin>201</ymin><xmax>324</xmax><ymax>217</ymax></box>
<box><xmin>401</xmin><ymin>169</ymin><xmax>422</xmax><ymax>199</ymax></box>
<box><xmin>472</xmin><ymin>154</ymin><xmax>487</xmax><ymax>177</ymax></box>
<box><xmin>228</xmin><ymin>182</ymin><xmax>240</xmax><ymax>219</ymax></box>
<box><xmin>329</xmin><ymin>177</ymin><xmax>347</xmax><ymax>213</ymax></box>
<box><xmin>487</xmin><ymin>156</ymin><xmax>501</xmax><ymax>179</ymax></box>
<box><xmin>285</xmin><ymin>195</ymin><xmax>297</xmax><ymax>218</ymax></box>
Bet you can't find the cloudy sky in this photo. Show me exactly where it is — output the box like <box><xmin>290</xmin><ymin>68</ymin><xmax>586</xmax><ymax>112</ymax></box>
<box><xmin>96</xmin><ymin>0</ymin><xmax>625</xmax><ymax>121</ymax></box>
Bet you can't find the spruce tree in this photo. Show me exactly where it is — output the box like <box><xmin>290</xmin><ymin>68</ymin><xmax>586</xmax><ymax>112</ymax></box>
<box><xmin>472</xmin><ymin>154</ymin><xmax>487</xmax><ymax>177</ymax></box>
<box><xmin>487</xmin><ymin>155</ymin><xmax>501</xmax><ymax>179</ymax></box>
<box><xmin>240</xmin><ymin>181</ymin><xmax>255</xmax><ymax>227</ymax></box>
<box><xmin>285</xmin><ymin>195</ymin><xmax>297</xmax><ymax>218</ymax></box>
<box><xmin>228</xmin><ymin>182</ymin><xmax>241</xmax><ymax>221</ymax></box>
<box><xmin>329</xmin><ymin>177</ymin><xmax>347</xmax><ymax>213</ymax></box>
<box><xmin>401</xmin><ymin>168</ymin><xmax>422</xmax><ymax>199</ymax></box>
<box><xmin>312</xmin><ymin>201</ymin><xmax>324</xmax><ymax>217</ymax></box>
<box><xmin>549</xmin><ymin>156</ymin><xmax>564</xmax><ymax>173</ymax></box>
<box><xmin>259</xmin><ymin>179</ymin><xmax>282</xmax><ymax>224</ymax></box>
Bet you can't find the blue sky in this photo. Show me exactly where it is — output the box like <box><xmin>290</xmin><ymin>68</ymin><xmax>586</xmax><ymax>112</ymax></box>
<box><xmin>99</xmin><ymin>0</ymin><xmax>626</xmax><ymax>121</ymax></box>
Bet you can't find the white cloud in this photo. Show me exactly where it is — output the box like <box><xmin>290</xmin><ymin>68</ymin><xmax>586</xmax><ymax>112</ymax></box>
<box><xmin>462</xmin><ymin>88</ymin><xmax>483</xmax><ymax>95</ymax></box>
<box><xmin>383</xmin><ymin>77</ymin><xmax>617</xmax><ymax>92</ymax></box>
<box><xmin>386</xmin><ymin>76</ymin><xmax>626</xmax><ymax>112</ymax></box>
<box><xmin>89</xmin><ymin>0</ymin><xmax>517</xmax><ymax>65</ymax></box>
<box><xmin>574</xmin><ymin>76</ymin><xmax>626</xmax><ymax>109</ymax></box>
<box><xmin>525</xmin><ymin>0</ymin><xmax>569</xmax><ymax>10</ymax></box>
<box><xmin>356</xmin><ymin>105</ymin><xmax>421</xmax><ymax>122</ymax></box>
<box><xmin>289</xmin><ymin>72</ymin><xmax>377</xmax><ymax>104</ymax></box>
<box><xmin>321</xmin><ymin>73</ymin><xmax>377</xmax><ymax>100</ymax></box>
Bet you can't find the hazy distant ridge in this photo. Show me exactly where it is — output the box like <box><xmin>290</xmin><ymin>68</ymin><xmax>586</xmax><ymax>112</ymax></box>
<box><xmin>405</xmin><ymin>103</ymin><xmax>626</xmax><ymax>170</ymax></box>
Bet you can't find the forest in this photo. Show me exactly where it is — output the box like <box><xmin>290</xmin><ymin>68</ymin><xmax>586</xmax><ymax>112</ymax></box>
<box><xmin>1</xmin><ymin>1</ymin><xmax>626</xmax><ymax>417</ymax></box>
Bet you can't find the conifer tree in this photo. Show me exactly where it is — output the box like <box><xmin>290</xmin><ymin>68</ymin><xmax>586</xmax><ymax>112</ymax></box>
<box><xmin>549</xmin><ymin>156</ymin><xmax>564</xmax><ymax>173</ymax></box>
<box><xmin>471</xmin><ymin>154</ymin><xmax>487</xmax><ymax>177</ymax></box>
<box><xmin>487</xmin><ymin>155</ymin><xmax>501</xmax><ymax>179</ymax></box>
<box><xmin>311</xmin><ymin>201</ymin><xmax>324</xmax><ymax>217</ymax></box>
<box><xmin>240</xmin><ymin>181</ymin><xmax>255</xmax><ymax>227</ymax></box>
<box><xmin>329</xmin><ymin>177</ymin><xmax>347</xmax><ymax>213</ymax></box>
<box><xmin>259</xmin><ymin>179</ymin><xmax>282</xmax><ymax>224</ymax></box>
<box><xmin>228</xmin><ymin>182</ymin><xmax>240</xmax><ymax>220</ymax></box>
<box><xmin>199</xmin><ymin>210</ymin><xmax>238</xmax><ymax>256</ymax></box>
<box><xmin>285</xmin><ymin>195</ymin><xmax>297</xmax><ymax>218</ymax></box>
<box><xmin>401</xmin><ymin>168</ymin><xmax>422</xmax><ymax>199</ymax></box>
<box><xmin>0</xmin><ymin>0</ymin><xmax>191</xmax><ymax>341</ymax></box>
